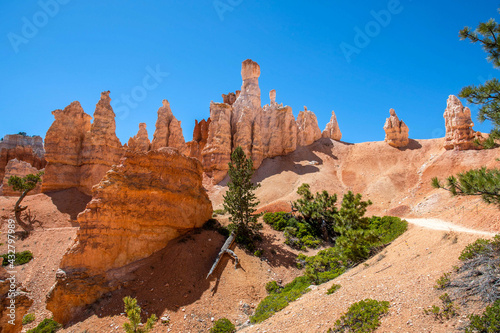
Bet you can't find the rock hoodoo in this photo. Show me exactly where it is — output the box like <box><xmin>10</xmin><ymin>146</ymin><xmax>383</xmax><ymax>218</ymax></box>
<box><xmin>187</xmin><ymin>118</ymin><xmax>211</xmax><ymax>160</ymax></box>
<box><xmin>261</xmin><ymin>90</ymin><xmax>298</xmax><ymax>158</ymax></box>
<box><xmin>1</xmin><ymin>159</ymin><xmax>43</xmax><ymax>196</ymax></box>
<box><xmin>127</xmin><ymin>123</ymin><xmax>150</xmax><ymax>153</ymax></box>
<box><xmin>42</xmin><ymin>92</ymin><xmax>124</xmax><ymax>195</ymax></box>
<box><xmin>296</xmin><ymin>107</ymin><xmax>322</xmax><ymax>146</ymax></box>
<box><xmin>201</xmin><ymin>60</ymin><xmax>334</xmax><ymax>183</ymax></box>
<box><xmin>79</xmin><ymin>91</ymin><xmax>123</xmax><ymax>194</ymax></box>
<box><xmin>42</xmin><ymin>101</ymin><xmax>92</xmax><ymax>193</ymax></box>
<box><xmin>231</xmin><ymin>59</ymin><xmax>265</xmax><ymax>169</ymax></box>
<box><xmin>151</xmin><ymin>100</ymin><xmax>188</xmax><ymax>155</ymax></box>
<box><xmin>202</xmin><ymin>102</ymin><xmax>233</xmax><ymax>183</ymax></box>
<box><xmin>202</xmin><ymin>59</ymin><xmax>267</xmax><ymax>183</ymax></box>
<box><xmin>383</xmin><ymin>108</ymin><xmax>409</xmax><ymax>148</ymax></box>
<box><xmin>322</xmin><ymin>110</ymin><xmax>342</xmax><ymax>141</ymax></box>
<box><xmin>443</xmin><ymin>95</ymin><xmax>482</xmax><ymax>150</ymax></box>
<box><xmin>47</xmin><ymin>148</ymin><xmax>212</xmax><ymax>325</ymax></box>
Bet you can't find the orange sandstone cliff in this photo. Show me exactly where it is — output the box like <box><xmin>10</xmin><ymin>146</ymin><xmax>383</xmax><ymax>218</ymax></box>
<box><xmin>46</xmin><ymin>148</ymin><xmax>212</xmax><ymax>324</ymax></box>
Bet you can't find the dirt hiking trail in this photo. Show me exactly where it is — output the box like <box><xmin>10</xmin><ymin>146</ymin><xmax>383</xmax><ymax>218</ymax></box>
<box><xmin>406</xmin><ymin>218</ymin><xmax>495</xmax><ymax>236</ymax></box>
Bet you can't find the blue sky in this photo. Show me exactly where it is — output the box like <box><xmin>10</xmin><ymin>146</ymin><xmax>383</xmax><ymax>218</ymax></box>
<box><xmin>0</xmin><ymin>1</ymin><xmax>498</xmax><ymax>144</ymax></box>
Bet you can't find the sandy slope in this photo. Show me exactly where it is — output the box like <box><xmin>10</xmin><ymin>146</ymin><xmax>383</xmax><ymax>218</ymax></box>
<box><xmin>240</xmin><ymin>224</ymin><xmax>493</xmax><ymax>333</ymax></box>
<box><xmin>209</xmin><ymin>137</ymin><xmax>500</xmax><ymax>232</ymax></box>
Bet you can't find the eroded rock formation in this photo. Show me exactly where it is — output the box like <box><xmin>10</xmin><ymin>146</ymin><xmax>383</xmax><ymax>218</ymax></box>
<box><xmin>79</xmin><ymin>91</ymin><xmax>124</xmax><ymax>194</ymax></box>
<box><xmin>322</xmin><ymin>110</ymin><xmax>342</xmax><ymax>141</ymax></box>
<box><xmin>231</xmin><ymin>59</ymin><xmax>264</xmax><ymax>169</ymax></box>
<box><xmin>42</xmin><ymin>101</ymin><xmax>92</xmax><ymax>193</ymax></box>
<box><xmin>202</xmin><ymin>60</ymin><xmax>267</xmax><ymax>183</ymax></box>
<box><xmin>42</xmin><ymin>92</ymin><xmax>124</xmax><ymax>195</ymax></box>
<box><xmin>443</xmin><ymin>95</ymin><xmax>482</xmax><ymax>150</ymax></box>
<box><xmin>47</xmin><ymin>148</ymin><xmax>212</xmax><ymax>324</ymax></box>
<box><xmin>2</xmin><ymin>159</ymin><xmax>43</xmax><ymax>196</ymax></box>
<box><xmin>261</xmin><ymin>90</ymin><xmax>297</xmax><ymax>157</ymax></box>
<box><xmin>0</xmin><ymin>146</ymin><xmax>46</xmax><ymax>183</ymax></box>
<box><xmin>222</xmin><ymin>92</ymin><xmax>237</xmax><ymax>105</ymax></box>
<box><xmin>151</xmin><ymin>100</ymin><xmax>188</xmax><ymax>155</ymax></box>
<box><xmin>187</xmin><ymin>118</ymin><xmax>211</xmax><ymax>160</ymax></box>
<box><xmin>202</xmin><ymin>103</ymin><xmax>233</xmax><ymax>183</ymax></box>
<box><xmin>0</xmin><ymin>134</ymin><xmax>44</xmax><ymax>158</ymax></box>
<box><xmin>201</xmin><ymin>60</ymin><xmax>335</xmax><ymax>182</ymax></box>
<box><xmin>127</xmin><ymin>123</ymin><xmax>150</xmax><ymax>153</ymax></box>
<box><xmin>296</xmin><ymin>107</ymin><xmax>322</xmax><ymax>146</ymax></box>
<box><xmin>0</xmin><ymin>264</ymin><xmax>33</xmax><ymax>333</ymax></box>
<box><xmin>383</xmin><ymin>108</ymin><xmax>409</xmax><ymax>148</ymax></box>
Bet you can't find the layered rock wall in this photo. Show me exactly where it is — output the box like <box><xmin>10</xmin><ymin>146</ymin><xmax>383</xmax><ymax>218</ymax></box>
<box><xmin>0</xmin><ymin>134</ymin><xmax>44</xmax><ymax>158</ymax></box>
<box><xmin>47</xmin><ymin>148</ymin><xmax>212</xmax><ymax>324</ymax></box>
<box><xmin>0</xmin><ymin>146</ymin><xmax>46</xmax><ymax>183</ymax></box>
<box><xmin>443</xmin><ymin>95</ymin><xmax>482</xmax><ymax>150</ymax></box>
<box><xmin>383</xmin><ymin>108</ymin><xmax>409</xmax><ymax>148</ymax></box>
<box><xmin>1</xmin><ymin>159</ymin><xmax>43</xmax><ymax>196</ymax></box>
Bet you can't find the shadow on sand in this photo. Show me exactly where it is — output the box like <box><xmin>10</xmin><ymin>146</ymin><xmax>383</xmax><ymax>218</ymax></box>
<box><xmin>71</xmin><ymin>222</ymin><xmax>303</xmax><ymax>325</ymax></box>
<box><xmin>46</xmin><ymin>187</ymin><xmax>91</xmax><ymax>222</ymax></box>
<box><xmin>397</xmin><ymin>139</ymin><xmax>422</xmax><ymax>151</ymax></box>
<box><xmin>252</xmin><ymin>138</ymin><xmax>340</xmax><ymax>184</ymax></box>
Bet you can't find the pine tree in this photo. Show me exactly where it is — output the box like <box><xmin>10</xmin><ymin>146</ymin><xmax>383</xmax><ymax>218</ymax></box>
<box><xmin>432</xmin><ymin>168</ymin><xmax>500</xmax><ymax>207</ymax></box>
<box><xmin>123</xmin><ymin>296</ymin><xmax>157</xmax><ymax>333</ymax></box>
<box><xmin>8</xmin><ymin>171</ymin><xmax>44</xmax><ymax>235</ymax></box>
<box><xmin>458</xmin><ymin>10</ymin><xmax>500</xmax><ymax>148</ymax></box>
<box><xmin>334</xmin><ymin>191</ymin><xmax>377</xmax><ymax>263</ymax></box>
<box><xmin>223</xmin><ymin>146</ymin><xmax>262</xmax><ymax>247</ymax></box>
<box><xmin>292</xmin><ymin>183</ymin><xmax>338</xmax><ymax>240</ymax></box>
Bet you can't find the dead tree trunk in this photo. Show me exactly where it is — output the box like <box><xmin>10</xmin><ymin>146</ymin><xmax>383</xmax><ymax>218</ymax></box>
<box><xmin>13</xmin><ymin>190</ymin><xmax>34</xmax><ymax>234</ymax></box>
<box><xmin>206</xmin><ymin>232</ymin><xmax>239</xmax><ymax>279</ymax></box>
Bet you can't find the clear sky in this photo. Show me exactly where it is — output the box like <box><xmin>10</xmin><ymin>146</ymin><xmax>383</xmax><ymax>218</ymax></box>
<box><xmin>0</xmin><ymin>1</ymin><xmax>498</xmax><ymax>144</ymax></box>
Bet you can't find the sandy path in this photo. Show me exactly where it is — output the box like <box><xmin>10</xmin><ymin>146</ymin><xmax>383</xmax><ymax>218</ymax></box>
<box><xmin>405</xmin><ymin>218</ymin><xmax>495</xmax><ymax>236</ymax></box>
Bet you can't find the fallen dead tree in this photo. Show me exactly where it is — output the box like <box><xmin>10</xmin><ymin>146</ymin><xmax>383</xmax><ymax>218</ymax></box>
<box><xmin>206</xmin><ymin>232</ymin><xmax>239</xmax><ymax>279</ymax></box>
